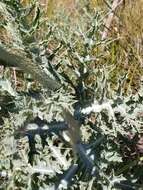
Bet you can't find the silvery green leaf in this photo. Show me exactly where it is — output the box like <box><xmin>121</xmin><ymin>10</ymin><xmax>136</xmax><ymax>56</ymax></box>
<box><xmin>0</xmin><ymin>79</ymin><xmax>17</xmax><ymax>96</ymax></box>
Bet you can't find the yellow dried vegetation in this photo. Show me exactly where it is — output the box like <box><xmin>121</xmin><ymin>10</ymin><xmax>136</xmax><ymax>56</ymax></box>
<box><xmin>117</xmin><ymin>0</ymin><xmax>143</xmax><ymax>94</ymax></box>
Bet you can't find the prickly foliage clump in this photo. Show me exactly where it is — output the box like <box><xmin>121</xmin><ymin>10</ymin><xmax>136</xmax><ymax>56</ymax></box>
<box><xmin>0</xmin><ymin>1</ymin><xmax>143</xmax><ymax>189</ymax></box>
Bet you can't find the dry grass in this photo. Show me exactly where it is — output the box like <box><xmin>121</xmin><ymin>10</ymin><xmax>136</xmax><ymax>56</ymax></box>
<box><xmin>99</xmin><ymin>0</ymin><xmax>143</xmax><ymax>94</ymax></box>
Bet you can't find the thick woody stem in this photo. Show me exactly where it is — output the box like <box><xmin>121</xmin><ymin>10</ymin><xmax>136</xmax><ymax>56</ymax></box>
<box><xmin>0</xmin><ymin>46</ymin><xmax>61</xmax><ymax>91</ymax></box>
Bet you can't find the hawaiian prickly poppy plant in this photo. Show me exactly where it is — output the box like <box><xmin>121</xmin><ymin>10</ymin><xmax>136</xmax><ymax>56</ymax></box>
<box><xmin>0</xmin><ymin>0</ymin><xmax>143</xmax><ymax>189</ymax></box>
